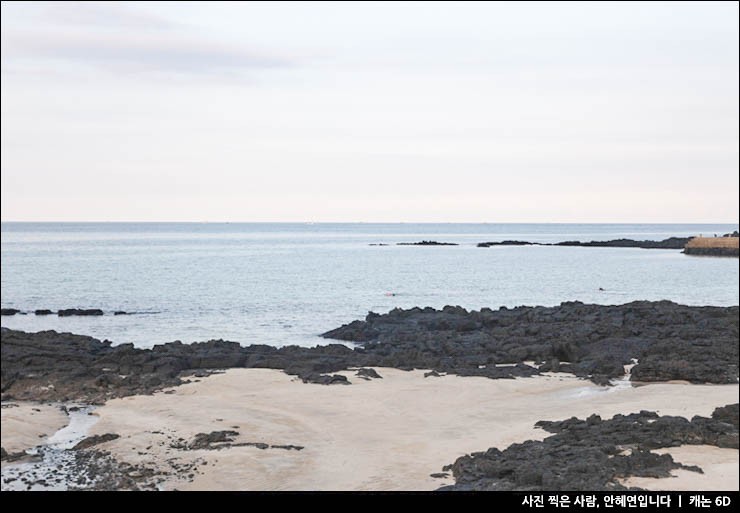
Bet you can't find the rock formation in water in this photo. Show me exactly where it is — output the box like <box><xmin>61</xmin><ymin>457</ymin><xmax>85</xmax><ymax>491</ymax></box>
<box><xmin>477</xmin><ymin>237</ymin><xmax>691</xmax><ymax>249</ymax></box>
<box><xmin>396</xmin><ymin>241</ymin><xmax>459</xmax><ymax>246</ymax></box>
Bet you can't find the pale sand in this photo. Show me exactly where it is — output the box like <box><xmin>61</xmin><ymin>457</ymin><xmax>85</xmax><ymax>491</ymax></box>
<box><xmin>621</xmin><ymin>446</ymin><xmax>739</xmax><ymax>491</ymax></box>
<box><xmin>87</xmin><ymin>368</ymin><xmax>738</xmax><ymax>491</ymax></box>
<box><xmin>1</xmin><ymin>402</ymin><xmax>68</xmax><ymax>456</ymax></box>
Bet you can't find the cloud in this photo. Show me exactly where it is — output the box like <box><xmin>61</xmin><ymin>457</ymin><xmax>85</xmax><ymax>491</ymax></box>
<box><xmin>1</xmin><ymin>3</ymin><xmax>298</xmax><ymax>76</ymax></box>
<box><xmin>39</xmin><ymin>1</ymin><xmax>173</xmax><ymax>30</ymax></box>
<box><xmin>2</xmin><ymin>29</ymin><xmax>296</xmax><ymax>74</ymax></box>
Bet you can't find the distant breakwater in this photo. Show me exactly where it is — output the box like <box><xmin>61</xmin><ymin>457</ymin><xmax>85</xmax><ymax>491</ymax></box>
<box><xmin>683</xmin><ymin>236</ymin><xmax>739</xmax><ymax>257</ymax></box>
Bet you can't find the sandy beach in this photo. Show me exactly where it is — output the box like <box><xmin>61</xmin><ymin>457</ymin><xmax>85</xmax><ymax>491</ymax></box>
<box><xmin>81</xmin><ymin>368</ymin><xmax>739</xmax><ymax>491</ymax></box>
<box><xmin>1</xmin><ymin>403</ymin><xmax>67</xmax><ymax>457</ymax></box>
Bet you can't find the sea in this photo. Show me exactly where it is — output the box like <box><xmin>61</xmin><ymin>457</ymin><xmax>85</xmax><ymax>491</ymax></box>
<box><xmin>1</xmin><ymin>223</ymin><xmax>738</xmax><ymax>349</ymax></box>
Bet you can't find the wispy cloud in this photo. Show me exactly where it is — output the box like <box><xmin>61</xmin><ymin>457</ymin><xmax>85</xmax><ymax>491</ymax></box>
<box><xmin>39</xmin><ymin>1</ymin><xmax>174</xmax><ymax>30</ymax></box>
<box><xmin>2</xmin><ymin>29</ymin><xmax>296</xmax><ymax>73</ymax></box>
<box><xmin>1</xmin><ymin>2</ymin><xmax>298</xmax><ymax>76</ymax></box>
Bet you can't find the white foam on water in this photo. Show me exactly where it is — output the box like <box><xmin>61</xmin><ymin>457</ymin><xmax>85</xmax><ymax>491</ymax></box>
<box><xmin>566</xmin><ymin>359</ymin><xmax>638</xmax><ymax>399</ymax></box>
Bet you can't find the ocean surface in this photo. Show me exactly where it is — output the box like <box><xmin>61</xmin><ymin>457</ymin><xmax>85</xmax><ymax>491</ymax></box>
<box><xmin>1</xmin><ymin>223</ymin><xmax>738</xmax><ymax>348</ymax></box>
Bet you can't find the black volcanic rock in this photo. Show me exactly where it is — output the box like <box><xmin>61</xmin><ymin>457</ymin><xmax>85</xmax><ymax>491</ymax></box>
<box><xmin>356</xmin><ymin>368</ymin><xmax>383</xmax><ymax>379</ymax></box>
<box><xmin>439</xmin><ymin>404</ymin><xmax>738</xmax><ymax>491</ymax></box>
<box><xmin>711</xmin><ymin>403</ymin><xmax>739</xmax><ymax>429</ymax></box>
<box><xmin>397</xmin><ymin>241</ymin><xmax>459</xmax><ymax>246</ymax></box>
<box><xmin>300</xmin><ymin>373</ymin><xmax>351</xmax><ymax>385</ymax></box>
<box><xmin>58</xmin><ymin>309</ymin><xmax>104</xmax><ymax>317</ymax></box>
<box><xmin>2</xmin><ymin>301</ymin><xmax>737</xmax><ymax>403</ymax></box>
<box><xmin>477</xmin><ymin>237</ymin><xmax>691</xmax><ymax>249</ymax></box>
<box><xmin>477</xmin><ymin>240</ymin><xmax>533</xmax><ymax>247</ymax></box>
<box><xmin>186</xmin><ymin>430</ymin><xmax>239</xmax><ymax>450</ymax></box>
<box><xmin>322</xmin><ymin>301</ymin><xmax>738</xmax><ymax>385</ymax></box>
<box><xmin>555</xmin><ymin>237</ymin><xmax>691</xmax><ymax>249</ymax></box>
<box><xmin>72</xmin><ymin>433</ymin><xmax>120</xmax><ymax>450</ymax></box>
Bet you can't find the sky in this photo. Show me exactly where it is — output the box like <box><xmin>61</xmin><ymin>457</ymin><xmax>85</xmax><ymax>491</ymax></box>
<box><xmin>1</xmin><ymin>1</ymin><xmax>738</xmax><ymax>222</ymax></box>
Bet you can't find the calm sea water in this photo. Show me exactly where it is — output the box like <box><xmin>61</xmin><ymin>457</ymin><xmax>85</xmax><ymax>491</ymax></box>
<box><xmin>1</xmin><ymin>223</ymin><xmax>738</xmax><ymax>348</ymax></box>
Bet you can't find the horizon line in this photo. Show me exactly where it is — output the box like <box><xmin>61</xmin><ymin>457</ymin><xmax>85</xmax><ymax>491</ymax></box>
<box><xmin>1</xmin><ymin>220</ymin><xmax>738</xmax><ymax>225</ymax></box>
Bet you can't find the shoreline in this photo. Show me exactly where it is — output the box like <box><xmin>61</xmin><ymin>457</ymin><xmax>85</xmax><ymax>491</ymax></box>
<box><xmin>2</xmin><ymin>298</ymin><xmax>738</xmax><ymax>491</ymax></box>
<box><xmin>68</xmin><ymin>369</ymin><xmax>740</xmax><ymax>490</ymax></box>
<box><xmin>2</xmin><ymin>301</ymin><xmax>737</xmax><ymax>406</ymax></box>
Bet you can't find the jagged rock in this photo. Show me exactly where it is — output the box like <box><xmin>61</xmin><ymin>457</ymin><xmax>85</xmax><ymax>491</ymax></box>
<box><xmin>1</xmin><ymin>301</ymin><xmax>736</xmax><ymax>403</ymax></box>
<box><xmin>186</xmin><ymin>431</ymin><xmax>239</xmax><ymax>450</ymax></box>
<box><xmin>440</xmin><ymin>404</ymin><xmax>738</xmax><ymax>491</ymax></box>
<box><xmin>300</xmin><ymin>373</ymin><xmax>350</xmax><ymax>385</ymax></box>
<box><xmin>355</xmin><ymin>368</ymin><xmax>383</xmax><ymax>379</ymax></box>
<box><xmin>477</xmin><ymin>237</ymin><xmax>691</xmax><ymax>249</ymax></box>
<box><xmin>72</xmin><ymin>433</ymin><xmax>120</xmax><ymax>450</ymax></box>
<box><xmin>712</xmin><ymin>403</ymin><xmax>739</xmax><ymax>429</ymax></box>
<box><xmin>270</xmin><ymin>444</ymin><xmax>304</xmax><ymax>451</ymax></box>
<box><xmin>57</xmin><ymin>309</ymin><xmax>104</xmax><ymax>317</ymax></box>
<box><xmin>397</xmin><ymin>241</ymin><xmax>458</xmax><ymax>246</ymax></box>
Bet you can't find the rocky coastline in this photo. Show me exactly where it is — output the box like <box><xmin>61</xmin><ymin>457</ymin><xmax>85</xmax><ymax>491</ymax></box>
<box><xmin>2</xmin><ymin>300</ymin><xmax>738</xmax><ymax>491</ymax></box>
<box><xmin>2</xmin><ymin>301</ymin><xmax>737</xmax><ymax>404</ymax></box>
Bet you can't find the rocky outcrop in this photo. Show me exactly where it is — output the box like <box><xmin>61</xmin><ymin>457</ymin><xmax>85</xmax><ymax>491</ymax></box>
<box><xmin>57</xmin><ymin>309</ymin><xmax>104</xmax><ymax>317</ymax></box>
<box><xmin>72</xmin><ymin>434</ymin><xmax>120</xmax><ymax>450</ymax></box>
<box><xmin>356</xmin><ymin>368</ymin><xmax>383</xmax><ymax>379</ymax></box>
<box><xmin>182</xmin><ymin>430</ymin><xmax>239</xmax><ymax>450</ymax></box>
<box><xmin>300</xmin><ymin>373</ymin><xmax>350</xmax><ymax>385</ymax></box>
<box><xmin>477</xmin><ymin>237</ymin><xmax>691</xmax><ymax>249</ymax></box>
<box><xmin>2</xmin><ymin>308</ymin><xmax>142</xmax><ymax>316</ymax></box>
<box><xmin>397</xmin><ymin>241</ymin><xmax>458</xmax><ymax>246</ymax></box>
<box><xmin>2</xmin><ymin>301</ymin><xmax>737</xmax><ymax>402</ymax></box>
<box><xmin>440</xmin><ymin>404</ymin><xmax>739</xmax><ymax>491</ymax></box>
<box><xmin>170</xmin><ymin>430</ymin><xmax>305</xmax><ymax>452</ymax></box>
<box><xmin>323</xmin><ymin>301</ymin><xmax>738</xmax><ymax>386</ymax></box>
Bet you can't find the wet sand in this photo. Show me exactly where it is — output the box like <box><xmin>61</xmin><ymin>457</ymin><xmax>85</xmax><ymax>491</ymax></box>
<box><xmin>83</xmin><ymin>368</ymin><xmax>738</xmax><ymax>491</ymax></box>
<box><xmin>1</xmin><ymin>402</ymin><xmax>68</xmax><ymax>456</ymax></box>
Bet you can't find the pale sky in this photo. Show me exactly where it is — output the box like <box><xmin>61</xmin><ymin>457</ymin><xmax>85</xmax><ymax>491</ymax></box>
<box><xmin>1</xmin><ymin>1</ymin><xmax>738</xmax><ymax>222</ymax></box>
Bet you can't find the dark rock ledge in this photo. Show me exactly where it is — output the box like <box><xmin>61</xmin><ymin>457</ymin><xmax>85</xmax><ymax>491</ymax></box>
<box><xmin>0</xmin><ymin>308</ymin><xmax>150</xmax><ymax>316</ymax></box>
<box><xmin>396</xmin><ymin>241</ymin><xmax>459</xmax><ymax>246</ymax></box>
<box><xmin>439</xmin><ymin>403</ymin><xmax>739</xmax><ymax>491</ymax></box>
<box><xmin>1</xmin><ymin>301</ymin><xmax>737</xmax><ymax>403</ymax></box>
<box><xmin>477</xmin><ymin>237</ymin><xmax>691</xmax><ymax>249</ymax></box>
